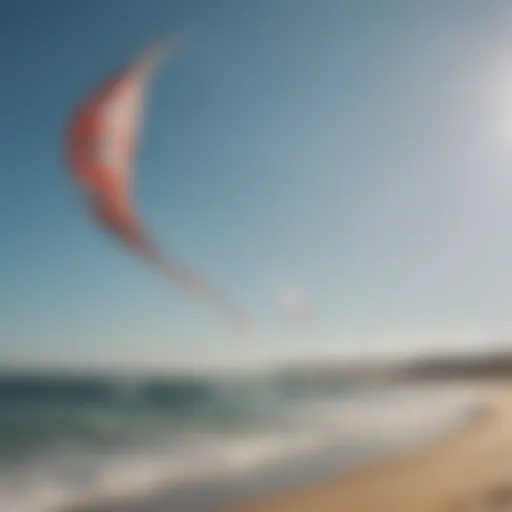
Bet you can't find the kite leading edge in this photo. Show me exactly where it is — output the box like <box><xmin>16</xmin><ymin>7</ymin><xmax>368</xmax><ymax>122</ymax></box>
<box><xmin>65</xmin><ymin>38</ymin><xmax>250</xmax><ymax>330</ymax></box>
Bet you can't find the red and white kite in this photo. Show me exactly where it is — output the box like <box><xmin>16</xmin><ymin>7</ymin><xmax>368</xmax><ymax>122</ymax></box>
<box><xmin>65</xmin><ymin>40</ymin><xmax>249</xmax><ymax>328</ymax></box>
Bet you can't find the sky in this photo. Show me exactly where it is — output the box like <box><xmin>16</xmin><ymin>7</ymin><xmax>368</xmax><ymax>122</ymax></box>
<box><xmin>5</xmin><ymin>0</ymin><xmax>512</xmax><ymax>370</ymax></box>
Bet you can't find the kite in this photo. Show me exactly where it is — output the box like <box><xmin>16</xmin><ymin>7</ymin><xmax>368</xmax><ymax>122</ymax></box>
<box><xmin>65</xmin><ymin>39</ymin><xmax>249</xmax><ymax>329</ymax></box>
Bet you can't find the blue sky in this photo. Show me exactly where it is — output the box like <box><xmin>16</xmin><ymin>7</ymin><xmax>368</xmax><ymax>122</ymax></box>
<box><xmin>4</xmin><ymin>0</ymin><xmax>512</xmax><ymax>369</ymax></box>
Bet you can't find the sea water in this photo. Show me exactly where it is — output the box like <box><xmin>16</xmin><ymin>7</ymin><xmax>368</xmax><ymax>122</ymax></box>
<box><xmin>0</xmin><ymin>372</ymin><xmax>485</xmax><ymax>512</ymax></box>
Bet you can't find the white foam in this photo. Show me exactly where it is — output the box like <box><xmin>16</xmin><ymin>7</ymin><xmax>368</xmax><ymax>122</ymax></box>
<box><xmin>0</xmin><ymin>383</ymin><xmax>486</xmax><ymax>512</ymax></box>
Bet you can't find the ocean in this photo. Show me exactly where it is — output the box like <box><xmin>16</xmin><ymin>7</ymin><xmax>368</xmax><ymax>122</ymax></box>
<box><xmin>0</xmin><ymin>372</ymin><xmax>485</xmax><ymax>512</ymax></box>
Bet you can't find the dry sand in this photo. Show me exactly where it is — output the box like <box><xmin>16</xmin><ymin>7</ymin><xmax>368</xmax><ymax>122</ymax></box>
<box><xmin>226</xmin><ymin>382</ymin><xmax>512</xmax><ymax>512</ymax></box>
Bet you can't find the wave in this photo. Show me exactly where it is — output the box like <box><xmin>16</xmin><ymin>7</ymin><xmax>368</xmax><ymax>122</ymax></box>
<box><xmin>0</xmin><ymin>381</ymin><xmax>486</xmax><ymax>512</ymax></box>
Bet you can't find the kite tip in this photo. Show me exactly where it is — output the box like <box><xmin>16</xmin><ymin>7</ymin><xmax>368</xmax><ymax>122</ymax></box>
<box><xmin>229</xmin><ymin>310</ymin><xmax>255</xmax><ymax>335</ymax></box>
<box><xmin>152</xmin><ymin>30</ymin><xmax>190</xmax><ymax>58</ymax></box>
<box><xmin>134</xmin><ymin>34</ymin><xmax>178</xmax><ymax>74</ymax></box>
<box><xmin>134</xmin><ymin>30</ymin><xmax>192</xmax><ymax>76</ymax></box>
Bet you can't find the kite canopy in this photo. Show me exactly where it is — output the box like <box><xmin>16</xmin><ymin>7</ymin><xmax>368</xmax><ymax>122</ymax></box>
<box><xmin>66</xmin><ymin>42</ymin><xmax>162</xmax><ymax>222</ymax></box>
<box><xmin>65</xmin><ymin>40</ymin><xmax>250</xmax><ymax>329</ymax></box>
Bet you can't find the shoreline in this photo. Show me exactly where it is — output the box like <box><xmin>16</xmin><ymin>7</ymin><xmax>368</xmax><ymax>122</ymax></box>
<box><xmin>225</xmin><ymin>381</ymin><xmax>511</xmax><ymax>512</ymax></box>
<box><xmin>58</xmin><ymin>380</ymin><xmax>487</xmax><ymax>512</ymax></box>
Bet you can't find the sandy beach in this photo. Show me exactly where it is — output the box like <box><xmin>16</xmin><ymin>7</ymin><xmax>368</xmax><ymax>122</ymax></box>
<box><xmin>226</xmin><ymin>382</ymin><xmax>512</xmax><ymax>512</ymax></box>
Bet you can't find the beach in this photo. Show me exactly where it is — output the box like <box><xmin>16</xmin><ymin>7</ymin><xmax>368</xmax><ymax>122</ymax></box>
<box><xmin>226</xmin><ymin>381</ymin><xmax>512</xmax><ymax>512</ymax></box>
<box><xmin>0</xmin><ymin>372</ymin><xmax>497</xmax><ymax>512</ymax></box>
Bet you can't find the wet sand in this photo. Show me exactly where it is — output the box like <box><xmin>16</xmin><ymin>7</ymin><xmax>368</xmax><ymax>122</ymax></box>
<box><xmin>226</xmin><ymin>382</ymin><xmax>512</xmax><ymax>512</ymax></box>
